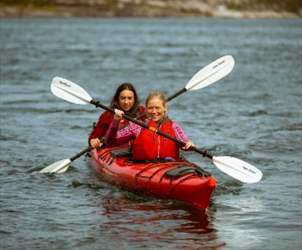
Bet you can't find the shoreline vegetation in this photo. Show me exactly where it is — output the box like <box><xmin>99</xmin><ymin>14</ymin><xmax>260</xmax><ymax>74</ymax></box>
<box><xmin>0</xmin><ymin>0</ymin><xmax>301</xmax><ymax>18</ymax></box>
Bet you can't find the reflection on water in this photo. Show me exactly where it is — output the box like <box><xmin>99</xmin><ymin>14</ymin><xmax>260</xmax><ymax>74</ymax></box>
<box><xmin>98</xmin><ymin>192</ymin><xmax>225</xmax><ymax>249</ymax></box>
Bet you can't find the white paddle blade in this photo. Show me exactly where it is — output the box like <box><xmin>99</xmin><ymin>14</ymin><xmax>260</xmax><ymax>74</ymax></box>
<box><xmin>40</xmin><ymin>159</ymin><xmax>71</xmax><ymax>174</ymax></box>
<box><xmin>186</xmin><ymin>55</ymin><xmax>235</xmax><ymax>91</ymax></box>
<box><xmin>213</xmin><ymin>156</ymin><xmax>263</xmax><ymax>184</ymax></box>
<box><xmin>56</xmin><ymin>165</ymin><xmax>70</xmax><ymax>174</ymax></box>
<box><xmin>51</xmin><ymin>77</ymin><xmax>92</xmax><ymax>105</ymax></box>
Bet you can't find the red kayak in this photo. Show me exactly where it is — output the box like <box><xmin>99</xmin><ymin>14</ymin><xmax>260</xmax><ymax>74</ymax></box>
<box><xmin>88</xmin><ymin>145</ymin><xmax>216</xmax><ymax>210</ymax></box>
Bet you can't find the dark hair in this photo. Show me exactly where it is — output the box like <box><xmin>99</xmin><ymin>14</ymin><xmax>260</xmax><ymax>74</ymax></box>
<box><xmin>110</xmin><ymin>82</ymin><xmax>140</xmax><ymax>117</ymax></box>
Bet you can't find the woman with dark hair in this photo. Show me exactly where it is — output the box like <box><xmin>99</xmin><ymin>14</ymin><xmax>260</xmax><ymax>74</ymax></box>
<box><xmin>89</xmin><ymin>82</ymin><xmax>145</xmax><ymax>148</ymax></box>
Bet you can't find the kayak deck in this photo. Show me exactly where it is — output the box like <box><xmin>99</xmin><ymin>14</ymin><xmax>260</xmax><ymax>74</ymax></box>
<box><xmin>87</xmin><ymin>145</ymin><xmax>216</xmax><ymax>210</ymax></box>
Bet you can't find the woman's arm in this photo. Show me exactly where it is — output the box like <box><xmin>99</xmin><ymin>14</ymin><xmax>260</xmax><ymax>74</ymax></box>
<box><xmin>172</xmin><ymin>122</ymin><xmax>194</xmax><ymax>150</ymax></box>
<box><xmin>88</xmin><ymin>111</ymin><xmax>113</xmax><ymax>147</ymax></box>
<box><xmin>172</xmin><ymin>122</ymin><xmax>189</xmax><ymax>143</ymax></box>
<box><xmin>105</xmin><ymin>119</ymin><xmax>141</xmax><ymax>145</ymax></box>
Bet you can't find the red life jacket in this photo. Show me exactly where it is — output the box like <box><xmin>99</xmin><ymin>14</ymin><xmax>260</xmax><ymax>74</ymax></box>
<box><xmin>132</xmin><ymin>119</ymin><xmax>179</xmax><ymax>161</ymax></box>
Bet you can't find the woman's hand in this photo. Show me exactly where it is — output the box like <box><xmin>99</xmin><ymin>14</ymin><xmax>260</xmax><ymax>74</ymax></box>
<box><xmin>113</xmin><ymin>109</ymin><xmax>124</xmax><ymax>121</ymax></box>
<box><xmin>90</xmin><ymin>138</ymin><xmax>103</xmax><ymax>149</ymax></box>
<box><xmin>182</xmin><ymin>140</ymin><xmax>195</xmax><ymax>150</ymax></box>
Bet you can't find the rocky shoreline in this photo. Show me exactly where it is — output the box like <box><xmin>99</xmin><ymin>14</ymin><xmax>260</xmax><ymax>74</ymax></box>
<box><xmin>0</xmin><ymin>0</ymin><xmax>301</xmax><ymax>18</ymax></box>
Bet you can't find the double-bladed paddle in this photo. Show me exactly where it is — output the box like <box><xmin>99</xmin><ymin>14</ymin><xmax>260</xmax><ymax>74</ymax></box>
<box><xmin>40</xmin><ymin>66</ymin><xmax>262</xmax><ymax>183</ymax></box>
<box><xmin>39</xmin><ymin>147</ymin><xmax>90</xmax><ymax>174</ymax></box>
<box><xmin>40</xmin><ymin>56</ymin><xmax>235</xmax><ymax>175</ymax></box>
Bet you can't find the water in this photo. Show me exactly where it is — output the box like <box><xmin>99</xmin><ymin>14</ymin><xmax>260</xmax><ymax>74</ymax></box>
<box><xmin>0</xmin><ymin>18</ymin><xmax>301</xmax><ymax>250</ymax></box>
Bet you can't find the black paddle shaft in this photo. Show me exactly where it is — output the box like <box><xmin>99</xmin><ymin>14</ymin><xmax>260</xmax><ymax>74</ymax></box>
<box><xmin>90</xmin><ymin>99</ymin><xmax>213</xmax><ymax>159</ymax></box>
<box><xmin>166</xmin><ymin>88</ymin><xmax>187</xmax><ymax>102</ymax></box>
<box><xmin>70</xmin><ymin>147</ymin><xmax>91</xmax><ymax>161</ymax></box>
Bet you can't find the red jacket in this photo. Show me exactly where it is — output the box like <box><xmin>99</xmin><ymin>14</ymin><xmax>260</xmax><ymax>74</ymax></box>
<box><xmin>88</xmin><ymin>111</ymin><xmax>113</xmax><ymax>143</ymax></box>
<box><xmin>88</xmin><ymin>106</ymin><xmax>145</xmax><ymax>145</ymax></box>
<box><xmin>132</xmin><ymin>119</ymin><xmax>179</xmax><ymax>161</ymax></box>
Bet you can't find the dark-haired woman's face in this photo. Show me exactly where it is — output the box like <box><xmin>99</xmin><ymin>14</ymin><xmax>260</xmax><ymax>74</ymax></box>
<box><xmin>118</xmin><ymin>90</ymin><xmax>135</xmax><ymax>112</ymax></box>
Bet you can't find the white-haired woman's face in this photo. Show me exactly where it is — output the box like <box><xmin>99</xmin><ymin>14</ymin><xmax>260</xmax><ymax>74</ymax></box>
<box><xmin>146</xmin><ymin>97</ymin><xmax>166</xmax><ymax>122</ymax></box>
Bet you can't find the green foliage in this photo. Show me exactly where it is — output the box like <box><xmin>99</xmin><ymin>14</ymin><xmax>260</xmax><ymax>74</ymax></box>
<box><xmin>0</xmin><ymin>0</ymin><xmax>50</xmax><ymax>6</ymax></box>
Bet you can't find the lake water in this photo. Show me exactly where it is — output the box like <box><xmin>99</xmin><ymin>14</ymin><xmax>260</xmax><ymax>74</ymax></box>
<box><xmin>0</xmin><ymin>17</ymin><xmax>301</xmax><ymax>250</ymax></box>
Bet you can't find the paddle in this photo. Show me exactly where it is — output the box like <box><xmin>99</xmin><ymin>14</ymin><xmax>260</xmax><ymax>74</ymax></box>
<box><xmin>166</xmin><ymin>55</ymin><xmax>235</xmax><ymax>101</ymax></box>
<box><xmin>43</xmin><ymin>77</ymin><xmax>262</xmax><ymax>183</ymax></box>
<box><xmin>40</xmin><ymin>147</ymin><xmax>90</xmax><ymax>174</ymax></box>
<box><xmin>41</xmin><ymin>55</ymin><xmax>235</xmax><ymax>174</ymax></box>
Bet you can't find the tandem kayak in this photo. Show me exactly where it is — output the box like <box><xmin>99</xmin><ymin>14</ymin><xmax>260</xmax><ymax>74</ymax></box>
<box><xmin>87</xmin><ymin>145</ymin><xmax>216</xmax><ymax>210</ymax></box>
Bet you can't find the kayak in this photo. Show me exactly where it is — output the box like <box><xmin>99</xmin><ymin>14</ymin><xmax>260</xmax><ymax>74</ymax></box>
<box><xmin>87</xmin><ymin>145</ymin><xmax>216</xmax><ymax>210</ymax></box>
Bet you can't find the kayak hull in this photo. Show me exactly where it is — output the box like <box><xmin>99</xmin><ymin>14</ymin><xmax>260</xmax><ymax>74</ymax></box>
<box><xmin>88</xmin><ymin>146</ymin><xmax>216</xmax><ymax>210</ymax></box>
